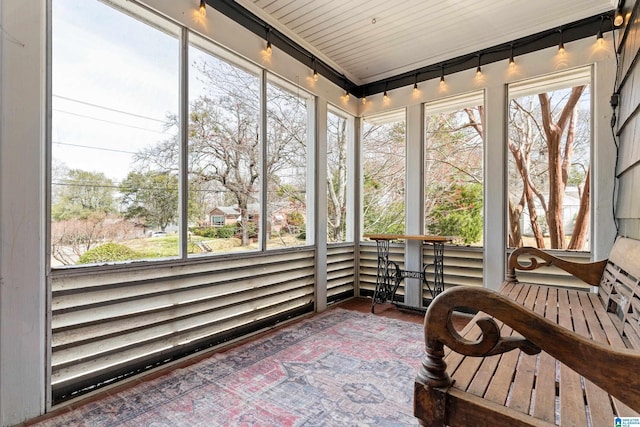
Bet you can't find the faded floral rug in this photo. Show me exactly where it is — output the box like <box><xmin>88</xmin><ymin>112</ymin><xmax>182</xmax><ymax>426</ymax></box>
<box><xmin>32</xmin><ymin>308</ymin><xmax>424</xmax><ymax>426</ymax></box>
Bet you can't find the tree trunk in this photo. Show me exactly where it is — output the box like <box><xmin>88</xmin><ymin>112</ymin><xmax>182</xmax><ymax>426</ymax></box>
<box><xmin>568</xmin><ymin>167</ymin><xmax>590</xmax><ymax>250</ymax></box>
<box><xmin>508</xmin><ymin>198</ymin><xmax>524</xmax><ymax>248</ymax></box>
<box><xmin>538</xmin><ymin>86</ymin><xmax>585</xmax><ymax>249</ymax></box>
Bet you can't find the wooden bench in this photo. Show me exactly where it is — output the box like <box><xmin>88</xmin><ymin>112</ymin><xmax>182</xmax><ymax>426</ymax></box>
<box><xmin>414</xmin><ymin>236</ymin><xmax>640</xmax><ymax>426</ymax></box>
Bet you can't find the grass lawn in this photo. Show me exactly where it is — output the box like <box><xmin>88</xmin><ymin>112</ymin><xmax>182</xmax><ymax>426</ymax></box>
<box><xmin>122</xmin><ymin>233</ymin><xmax>304</xmax><ymax>259</ymax></box>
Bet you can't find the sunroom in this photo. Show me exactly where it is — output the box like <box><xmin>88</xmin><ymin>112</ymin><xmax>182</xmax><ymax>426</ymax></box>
<box><xmin>2</xmin><ymin>0</ymin><xmax>639</xmax><ymax>425</ymax></box>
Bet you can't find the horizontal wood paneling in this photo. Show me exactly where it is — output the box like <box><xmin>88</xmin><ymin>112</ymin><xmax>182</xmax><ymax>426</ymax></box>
<box><xmin>327</xmin><ymin>244</ymin><xmax>355</xmax><ymax>301</ymax></box>
<box><xmin>50</xmin><ymin>249</ymin><xmax>315</xmax><ymax>402</ymax></box>
<box><xmin>617</xmin><ymin>0</ymin><xmax>640</xmax><ymax>241</ymax></box>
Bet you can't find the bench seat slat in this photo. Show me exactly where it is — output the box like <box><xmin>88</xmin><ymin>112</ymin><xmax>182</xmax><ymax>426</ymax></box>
<box><xmin>575</xmin><ymin>292</ymin><xmax>619</xmax><ymax>427</ymax></box>
<box><xmin>531</xmin><ymin>287</ymin><xmax>558</xmax><ymax>424</ymax></box>
<box><xmin>508</xmin><ymin>286</ymin><xmax>546</xmax><ymax>414</ymax></box>
<box><xmin>556</xmin><ymin>289</ymin><xmax>588</xmax><ymax>427</ymax></box>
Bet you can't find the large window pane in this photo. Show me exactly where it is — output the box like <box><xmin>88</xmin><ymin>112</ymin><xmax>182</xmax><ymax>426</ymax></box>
<box><xmin>362</xmin><ymin>111</ymin><xmax>406</xmax><ymax>235</ymax></box>
<box><xmin>507</xmin><ymin>68</ymin><xmax>591</xmax><ymax>251</ymax></box>
<box><xmin>424</xmin><ymin>96</ymin><xmax>484</xmax><ymax>245</ymax></box>
<box><xmin>51</xmin><ymin>0</ymin><xmax>180</xmax><ymax>267</ymax></box>
<box><xmin>327</xmin><ymin>109</ymin><xmax>353</xmax><ymax>243</ymax></box>
<box><xmin>266</xmin><ymin>78</ymin><xmax>311</xmax><ymax>249</ymax></box>
<box><xmin>187</xmin><ymin>37</ymin><xmax>262</xmax><ymax>255</ymax></box>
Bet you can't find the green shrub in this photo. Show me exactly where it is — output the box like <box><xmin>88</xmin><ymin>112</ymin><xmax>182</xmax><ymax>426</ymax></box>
<box><xmin>217</xmin><ymin>224</ymin><xmax>238</xmax><ymax>238</ymax></box>
<box><xmin>297</xmin><ymin>224</ymin><xmax>306</xmax><ymax>240</ymax></box>
<box><xmin>78</xmin><ymin>243</ymin><xmax>140</xmax><ymax>264</ymax></box>
<box><xmin>190</xmin><ymin>227</ymin><xmax>217</xmax><ymax>238</ymax></box>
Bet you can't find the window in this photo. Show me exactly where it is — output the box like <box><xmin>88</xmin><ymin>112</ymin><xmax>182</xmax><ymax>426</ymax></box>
<box><xmin>265</xmin><ymin>77</ymin><xmax>312</xmax><ymax>249</ymax></box>
<box><xmin>51</xmin><ymin>1</ymin><xmax>317</xmax><ymax>267</ymax></box>
<box><xmin>327</xmin><ymin>109</ymin><xmax>353</xmax><ymax>243</ymax></box>
<box><xmin>424</xmin><ymin>93</ymin><xmax>484</xmax><ymax>245</ymax></box>
<box><xmin>507</xmin><ymin>67</ymin><xmax>591</xmax><ymax>251</ymax></box>
<box><xmin>361</xmin><ymin>110</ymin><xmax>406</xmax><ymax>235</ymax></box>
<box><xmin>211</xmin><ymin>215</ymin><xmax>225</xmax><ymax>227</ymax></box>
<box><xmin>188</xmin><ymin>35</ymin><xmax>262</xmax><ymax>254</ymax></box>
<box><xmin>51</xmin><ymin>0</ymin><xmax>180</xmax><ymax>266</ymax></box>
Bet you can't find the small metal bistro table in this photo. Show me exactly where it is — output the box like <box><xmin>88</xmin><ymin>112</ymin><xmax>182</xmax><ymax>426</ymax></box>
<box><xmin>364</xmin><ymin>234</ymin><xmax>451</xmax><ymax>313</ymax></box>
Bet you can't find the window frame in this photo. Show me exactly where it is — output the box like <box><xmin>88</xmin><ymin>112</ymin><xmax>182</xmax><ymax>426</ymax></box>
<box><xmin>48</xmin><ymin>0</ymin><xmax>320</xmax><ymax>270</ymax></box>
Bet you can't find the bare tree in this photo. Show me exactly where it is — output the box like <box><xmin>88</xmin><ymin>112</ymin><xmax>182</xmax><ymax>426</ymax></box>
<box><xmin>51</xmin><ymin>214</ymin><xmax>140</xmax><ymax>265</ymax></box>
<box><xmin>424</xmin><ymin>106</ymin><xmax>484</xmax><ymax>243</ymax></box>
<box><xmin>508</xmin><ymin>85</ymin><xmax>590</xmax><ymax>249</ymax></box>
<box><xmin>361</xmin><ymin>120</ymin><xmax>406</xmax><ymax>234</ymax></box>
<box><xmin>327</xmin><ymin>112</ymin><xmax>348</xmax><ymax>242</ymax></box>
<box><xmin>135</xmin><ymin>56</ymin><xmax>307</xmax><ymax>246</ymax></box>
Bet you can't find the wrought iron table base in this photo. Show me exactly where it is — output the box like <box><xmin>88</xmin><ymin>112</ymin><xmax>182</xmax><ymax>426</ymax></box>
<box><xmin>370</xmin><ymin>239</ymin><xmax>446</xmax><ymax>313</ymax></box>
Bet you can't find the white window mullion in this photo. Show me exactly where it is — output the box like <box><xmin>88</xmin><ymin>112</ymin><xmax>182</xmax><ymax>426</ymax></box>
<box><xmin>179</xmin><ymin>29</ymin><xmax>189</xmax><ymax>259</ymax></box>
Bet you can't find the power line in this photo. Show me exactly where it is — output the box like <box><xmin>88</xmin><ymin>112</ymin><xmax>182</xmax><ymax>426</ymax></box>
<box><xmin>54</xmin><ymin>109</ymin><xmax>172</xmax><ymax>134</ymax></box>
<box><xmin>53</xmin><ymin>94</ymin><xmax>169</xmax><ymax>123</ymax></box>
<box><xmin>53</xmin><ymin>141</ymin><xmax>138</xmax><ymax>155</ymax></box>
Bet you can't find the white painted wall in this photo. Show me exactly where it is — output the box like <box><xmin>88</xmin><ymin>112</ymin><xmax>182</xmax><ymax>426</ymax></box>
<box><xmin>1</xmin><ymin>0</ymin><xmax>47</xmax><ymax>424</ymax></box>
<box><xmin>361</xmin><ymin>35</ymin><xmax>618</xmax><ymax>290</ymax></box>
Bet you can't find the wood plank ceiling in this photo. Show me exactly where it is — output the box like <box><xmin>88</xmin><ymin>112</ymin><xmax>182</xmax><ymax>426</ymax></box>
<box><xmin>236</xmin><ymin>0</ymin><xmax>616</xmax><ymax>85</ymax></box>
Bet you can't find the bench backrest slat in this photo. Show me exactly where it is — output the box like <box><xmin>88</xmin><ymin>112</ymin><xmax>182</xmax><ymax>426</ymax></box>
<box><xmin>608</xmin><ymin>237</ymin><xmax>640</xmax><ymax>280</ymax></box>
<box><xmin>601</xmin><ymin>237</ymin><xmax>640</xmax><ymax>346</ymax></box>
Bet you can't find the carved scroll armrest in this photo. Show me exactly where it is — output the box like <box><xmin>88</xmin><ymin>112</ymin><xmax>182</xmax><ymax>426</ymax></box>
<box><xmin>507</xmin><ymin>246</ymin><xmax>607</xmax><ymax>286</ymax></box>
<box><xmin>416</xmin><ymin>286</ymin><xmax>640</xmax><ymax>412</ymax></box>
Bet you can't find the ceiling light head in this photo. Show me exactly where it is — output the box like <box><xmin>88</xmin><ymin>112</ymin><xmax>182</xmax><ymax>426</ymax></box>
<box><xmin>614</xmin><ymin>8</ymin><xmax>624</xmax><ymax>27</ymax></box>
<box><xmin>344</xmin><ymin>90</ymin><xmax>350</xmax><ymax>101</ymax></box>
<box><xmin>361</xmin><ymin>96</ymin><xmax>367</xmax><ymax>105</ymax></box>
<box><xmin>265</xmin><ymin>27</ymin><xmax>273</xmax><ymax>56</ymax></box>
<box><xmin>199</xmin><ymin>0</ymin><xmax>206</xmax><ymax>17</ymax></box>
<box><xmin>558</xmin><ymin>29</ymin><xmax>565</xmax><ymax>53</ymax></box>
<box><xmin>439</xmin><ymin>66</ymin><xmax>445</xmax><ymax>85</ymax></box>
<box><xmin>312</xmin><ymin>57</ymin><xmax>319</xmax><ymax>81</ymax></box>
<box><xmin>383</xmin><ymin>90</ymin><xmax>389</xmax><ymax>101</ymax></box>
<box><xmin>509</xmin><ymin>44</ymin><xmax>515</xmax><ymax>66</ymax></box>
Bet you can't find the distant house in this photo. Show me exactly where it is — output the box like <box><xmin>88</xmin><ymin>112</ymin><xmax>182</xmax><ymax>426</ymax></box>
<box><xmin>208</xmin><ymin>204</ymin><xmax>261</xmax><ymax>228</ymax></box>
<box><xmin>207</xmin><ymin>203</ymin><xmax>304</xmax><ymax>233</ymax></box>
<box><xmin>208</xmin><ymin>206</ymin><xmax>241</xmax><ymax>227</ymax></box>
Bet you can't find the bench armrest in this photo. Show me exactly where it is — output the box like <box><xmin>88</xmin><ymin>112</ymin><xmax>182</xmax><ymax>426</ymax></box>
<box><xmin>507</xmin><ymin>247</ymin><xmax>607</xmax><ymax>286</ymax></box>
<box><xmin>417</xmin><ymin>286</ymin><xmax>640</xmax><ymax>412</ymax></box>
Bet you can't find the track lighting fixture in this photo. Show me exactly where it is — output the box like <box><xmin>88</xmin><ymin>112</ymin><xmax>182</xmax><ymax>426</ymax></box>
<box><xmin>312</xmin><ymin>58</ymin><xmax>318</xmax><ymax>81</ymax></box>
<box><xmin>476</xmin><ymin>55</ymin><xmax>482</xmax><ymax>75</ymax></box>
<box><xmin>344</xmin><ymin>90</ymin><xmax>350</xmax><ymax>101</ymax></box>
<box><xmin>199</xmin><ymin>0</ymin><xmax>206</xmax><ymax>17</ymax></box>
<box><xmin>558</xmin><ymin>29</ymin><xmax>565</xmax><ymax>53</ymax></box>
<box><xmin>265</xmin><ymin>27</ymin><xmax>272</xmax><ymax>56</ymax></box>
<box><xmin>440</xmin><ymin>65</ymin><xmax>445</xmax><ymax>85</ymax></box>
<box><xmin>596</xmin><ymin>16</ymin><xmax>604</xmax><ymax>44</ymax></box>
<box><xmin>509</xmin><ymin>44</ymin><xmax>515</xmax><ymax>66</ymax></box>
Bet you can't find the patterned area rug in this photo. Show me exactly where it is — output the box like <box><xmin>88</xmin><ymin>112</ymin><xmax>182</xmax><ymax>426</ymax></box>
<box><xmin>33</xmin><ymin>308</ymin><xmax>425</xmax><ymax>426</ymax></box>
